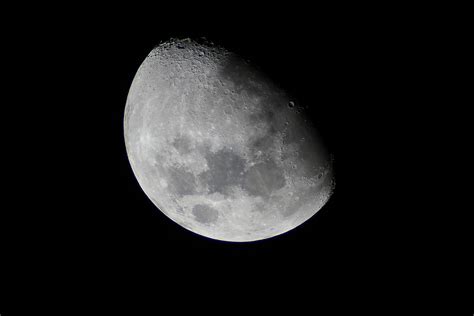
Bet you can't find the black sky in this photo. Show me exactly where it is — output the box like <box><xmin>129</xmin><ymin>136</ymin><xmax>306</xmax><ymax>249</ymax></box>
<box><xmin>2</xmin><ymin>5</ymin><xmax>466</xmax><ymax>313</ymax></box>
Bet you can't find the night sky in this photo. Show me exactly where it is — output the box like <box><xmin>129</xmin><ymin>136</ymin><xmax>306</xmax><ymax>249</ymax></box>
<box><xmin>2</xmin><ymin>5</ymin><xmax>463</xmax><ymax>313</ymax></box>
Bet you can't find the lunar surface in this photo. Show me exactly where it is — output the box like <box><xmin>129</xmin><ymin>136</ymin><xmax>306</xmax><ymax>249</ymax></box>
<box><xmin>124</xmin><ymin>38</ymin><xmax>334</xmax><ymax>242</ymax></box>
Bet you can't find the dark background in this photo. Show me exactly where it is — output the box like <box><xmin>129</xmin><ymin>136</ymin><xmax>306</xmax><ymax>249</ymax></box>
<box><xmin>2</xmin><ymin>5</ymin><xmax>467</xmax><ymax>313</ymax></box>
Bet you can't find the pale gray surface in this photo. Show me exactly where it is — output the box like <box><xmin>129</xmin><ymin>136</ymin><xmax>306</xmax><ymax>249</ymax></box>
<box><xmin>124</xmin><ymin>39</ymin><xmax>334</xmax><ymax>242</ymax></box>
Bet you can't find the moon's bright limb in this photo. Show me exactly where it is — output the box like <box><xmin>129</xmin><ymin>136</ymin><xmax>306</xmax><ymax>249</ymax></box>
<box><xmin>124</xmin><ymin>38</ymin><xmax>334</xmax><ymax>242</ymax></box>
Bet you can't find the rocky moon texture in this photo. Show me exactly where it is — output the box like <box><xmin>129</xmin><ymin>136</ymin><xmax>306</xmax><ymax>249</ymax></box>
<box><xmin>124</xmin><ymin>39</ymin><xmax>334</xmax><ymax>242</ymax></box>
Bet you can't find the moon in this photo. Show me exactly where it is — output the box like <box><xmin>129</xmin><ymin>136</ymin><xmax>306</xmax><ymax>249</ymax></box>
<box><xmin>124</xmin><ymin>38</ymin><xmax>334</xmax><ymax>242</ymax></box>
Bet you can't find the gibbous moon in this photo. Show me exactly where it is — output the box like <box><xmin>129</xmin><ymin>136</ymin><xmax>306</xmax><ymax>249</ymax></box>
<box><xmin>124</xmin><ymin>38</ymin><xmax>334</xmax><ymax>242</ymax></box>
